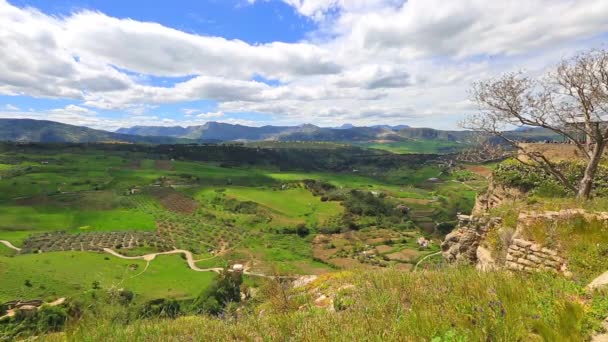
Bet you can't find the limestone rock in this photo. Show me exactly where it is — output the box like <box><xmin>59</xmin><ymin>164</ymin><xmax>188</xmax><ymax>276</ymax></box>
<box><xmin>476</xmin><ymin>247</ymin><xmax>496</xmax><ymax>272</ymax></box>
<box><xmin>587</xmin><ymin>271</ymin><xmax>608</xmax><ymax>291</ymax></box>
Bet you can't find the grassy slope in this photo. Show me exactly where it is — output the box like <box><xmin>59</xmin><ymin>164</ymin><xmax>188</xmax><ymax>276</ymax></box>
<box><xmin>356</xmin><ymin>140</ymin><xmax>464</xmax><ymax>154</ymax></box>
<box><xmin>225</xmin><ymin>187</ymin><xmax>342</xmax><ymax>222</ymax></box>
<box><xmin>0</xmin><ymin>252</ymin><xmax>215</xmax><ymax>302</ymax></box>
<box><xmin>45</xmin><ymin>268</ymin><xmax>606</xmax><ymax>341</ymax></box>
<box><xmin>0</xmin><ymin>148</ymin><xmax>481</xmax><ymax>303</ymax></box>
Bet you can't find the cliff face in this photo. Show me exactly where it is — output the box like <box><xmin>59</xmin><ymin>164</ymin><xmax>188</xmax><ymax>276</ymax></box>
<box><xmin>442</xmin><ymin>207</ymin><xmax>608</xmax><ymax>276</ymax></box>
<box><xmin>440</xmin><ymin>215</ymin><xmax>500</xmax><ymax>265</ymax></box>
<box><xmin>472</xmin><ymin>176</ymin><xmax>524</xmax><ymax>215</ymax></box>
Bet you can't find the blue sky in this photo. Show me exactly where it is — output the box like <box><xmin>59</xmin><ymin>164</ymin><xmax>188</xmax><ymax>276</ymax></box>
<box><xmin>2</xmin><ymin>0</ymin><xmax>316</xmax><ymax>128</ymax></box>
<box><xmin>1</xmin><ymin>0</ymin><xmax>607</xmax><ymax>130</ymax></box>
<box><xmin>9</xmin><ymin>0</ymin><xmax>315</xmax><ymax>43</ymax></box>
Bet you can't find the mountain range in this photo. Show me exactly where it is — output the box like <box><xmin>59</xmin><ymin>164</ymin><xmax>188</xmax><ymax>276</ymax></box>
<box><xmin>115</xmin><ymin>121</ymin><xmax>462</xmax><ymax>142</ymax></box>
<box><xmin>0</xmin><ymin>119</ymin><xmax>190</xmax><ymax>144</ymax></box>
<box><xmin>0</xmin><ymin>118</ymin><xmax>559</xmax><ymax>144</ymax></box>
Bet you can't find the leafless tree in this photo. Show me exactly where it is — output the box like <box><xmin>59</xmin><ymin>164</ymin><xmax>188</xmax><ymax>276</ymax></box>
<box><xmin>457</xmin><ymin>133</ymin><xmax>512</xmax><ymax>163</ymax></box>
<box><xmin>462</xmin><ymin>49</ymin><xmax>608</xmax><ymax>199</ymax></box>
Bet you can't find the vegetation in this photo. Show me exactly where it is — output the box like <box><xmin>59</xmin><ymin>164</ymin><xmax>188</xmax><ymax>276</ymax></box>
<box><xmin>39</xmin><ymin>268</ymin><xmax>606</xmax><ymax>341</ymax></box>
<box><xmin>494</xmin><ymin>159</ymin><xmax>608</xmax><ymax>197</ymax></box>
<box><xmin>2</xmin><ymin>141</ymin><xmax>605</xmax><ymax>340</ymax></box>
<box><xmin>464</xmin><ymin>48</ymin><xmax>608</xmax><ymax>199</ymax></box>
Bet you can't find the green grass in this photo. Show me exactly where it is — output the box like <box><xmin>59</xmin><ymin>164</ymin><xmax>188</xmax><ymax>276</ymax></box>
<box><xmin>519</xmin><ymin>216</ymin><xmax>608</xmax><ymax>284</ymax></box>
<box><xmin>46</xmin><ymin>267</ymin><xmax>601</xmax><ymax>341</ymax></box>
<box><xmin>224</xmin><ymin>187</ymin><xmax>342</xmax><ymax>221</ymax></box>
<box><xmin>0</xmin><ymin>252</ymin><xmax>216</xmax><ymax>303</ymax></box>
<box><xmin>0</xmin><ymin>206</ymin><xmax>156</xmax><ymax>241</ymax></box>
<box><xmin>356</xmin><ymin>140</ymin><xmax>465</xmax><ymax>154</ymax></box>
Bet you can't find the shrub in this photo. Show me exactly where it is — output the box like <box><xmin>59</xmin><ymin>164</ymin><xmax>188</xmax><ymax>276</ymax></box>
<box><xmin>193</xmin><ymin>269</ymin><xmax>243</xmax><ymax>315</ymax></box>
<box><xmin>140</xmin><ymin>298</ymin><xmax>181</xmax><ymax>319</ymax></box>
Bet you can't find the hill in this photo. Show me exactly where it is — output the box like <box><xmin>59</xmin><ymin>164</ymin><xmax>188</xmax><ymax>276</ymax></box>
<box><xmin>116</xmin><ymin>122</ymin><xmax>460</xmax><ymax>143</ymax></box>
<box><xmin>0</xmin><ymin>119</ymin><xmax>188</xmax><ymax>144</ymax></box>
<box><xmin>0</xmin><ymin>119</ymin><xmax>562</xmax><ymax>147</ymax></box>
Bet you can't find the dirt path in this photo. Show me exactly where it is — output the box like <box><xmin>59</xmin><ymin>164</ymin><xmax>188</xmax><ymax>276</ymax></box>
<box><xmin>413</xmin><ymin>251</ymin><xmax>442</xmax><ymax>272</ymax></box>
<box><xmin>0</xmin><ymin>297</ymin><xmax>66</xmax><ymax>321</ymax></box>
<box><xmin>0</xmin><ymin>240</ymin><xmax>21</xmax><ymax>252</ymax></box>
<box><xmin>102</xmin><ymin>248</ymin><xmax>284</xmax><ymax>278</ymax></box>
<box><xmin>103</xmin><ymin>248</ymin><xmax>224</xmax><ymax>273</ymax></box>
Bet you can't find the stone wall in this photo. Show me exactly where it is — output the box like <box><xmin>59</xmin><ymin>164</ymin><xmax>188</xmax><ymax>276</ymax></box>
<box><xmin>505</xmin><ymin>238</ymin><xmax>567</xmax><ymax>274</ymax></box>
<box><xmin>442</xmin><ymin>208</ymin><xmax>608</xmax><ymax>277</ymax></box>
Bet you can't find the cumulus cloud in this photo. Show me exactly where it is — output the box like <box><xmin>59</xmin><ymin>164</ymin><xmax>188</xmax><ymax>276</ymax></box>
<box><xmin>1</xmin><ymin>0</ymin><xmax>608</xmax><ymax>128</ymax></box>
<box><xmin>196</xmin><ymin>111</ymin><xmax>225</xmax><ymax>119</ymax></box>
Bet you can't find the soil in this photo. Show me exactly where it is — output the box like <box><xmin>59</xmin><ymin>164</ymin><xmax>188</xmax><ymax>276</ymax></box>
<box><xmin>154</xmin><ymin>160</ymin><xmax>174</xmax><ymax>171</ymax></box>
<box><xmin>148</xmin><ymin>187</ymin><xmax>198</xmax><ymax>214</ymax></box>
<box><xmin>386</xmin><ymin>249</ymin><xmax>421</xmax><ymax>262</ymax></box>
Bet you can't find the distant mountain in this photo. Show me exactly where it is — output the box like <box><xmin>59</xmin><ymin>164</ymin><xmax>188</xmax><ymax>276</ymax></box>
<box><xmin>333</xmin><ymin>124</ymin><xmax>409</xmax><ymax>130</ymax></box>
<box><xmin>334</xmin><ymin>123</ymin><xmax>354</xmax><ymax>130</ymax></box>
<box><xmin>0</xmin><ymin>119</ymin><xmax>557</xmax><ymax>145</ymax></box>
<box><xmin>371</xmin><ymin>124</ymin><xmax>410</xmax><ymax>130</ymax></box>
<box><xmin>117</xmin><ymin>122</ymin><xmax>416</xmax><ymax>142</ymax></box>
<box><xmin>118</xmin><ymin>122</ymin><xmax>303</xmax><ymax>141</ymax></box>
<box><xmin>116</xmin><ymin>125</ymin><xmax>190</xmax><ymax>137</ymax></box>
<box><xmin>0</xmin><ymin>119</ymin><xmax>187</xmax><ymax>144</ymax></box>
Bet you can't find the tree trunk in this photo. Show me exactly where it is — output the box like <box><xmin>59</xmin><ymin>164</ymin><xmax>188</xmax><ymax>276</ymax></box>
<box><xmin>577</xmin><ymin>142</ymin><xmax>605</xmax><ymax>199</ymax></box>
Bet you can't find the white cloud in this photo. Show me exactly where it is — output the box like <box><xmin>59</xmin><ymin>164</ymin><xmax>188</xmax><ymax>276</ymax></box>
<box><xmin>3</xmin><ymin>104</ymin><xmax>19</xmax><ymax>111</ymax></box>
<box><xmin>196</xmin><ymin>111</ymin><xmax>225</xmax><ymax>119</ymax></box>
<box><xmin>0</xmin><ymin>0</ymin><xmax>608</xmax><ymax>129</ymax></box>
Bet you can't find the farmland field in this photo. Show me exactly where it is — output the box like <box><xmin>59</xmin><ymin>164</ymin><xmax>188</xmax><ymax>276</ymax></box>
<box><xmin>354</xmin><ymin>140</ymin><xmax>466</xmax><ymax>154</ymax></box>
<box><xmin>0</xmin><ymin>143</ymin><xmax>484</xmax><ymax>305</ymax></box>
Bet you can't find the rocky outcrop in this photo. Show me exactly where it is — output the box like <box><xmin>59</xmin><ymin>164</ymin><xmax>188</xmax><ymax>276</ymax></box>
<box><xmin>472</xmin><ymin>178</ymin><xmax>524</xmax><ymax>215</ymax></box>
<box><xmin>476</xmin><ymin>246</ymin><xmax>497</xmax><ymax>271</ymax></box>
<box><xmin>588</xmin><ymin>271</ymin><xmax>608</xmax><ymax>292</ymax></box>
<box><xmin>441</xmin><ymin>215</ymin><xmax>501</xmax><ymax>264</ymax></box>
<box><xmin>442</xmin><ymin>209</ymin><xmax>608</xmax><ymax>277</ymax></box>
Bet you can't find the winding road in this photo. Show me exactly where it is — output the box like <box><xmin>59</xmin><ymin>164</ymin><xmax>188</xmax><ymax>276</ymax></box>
<box><xmin>102</xmin><ymin>248</ymin><xmax>286</xmax><ymax>278</ymax></box>
<box><xmin>1</xmin><ymin>239</ymin><xmax>296</xmax><ymax>279</ymax></box>
<box><xmin>102</xmin><ymin>248</ymin><xmax>224</xmax><ymax>273</ymax></box>
<box><xmin>413</xmin><ymin>251</ymin><xmax>442</xmax><ymax>272</ymax></box>
<box><xmin>0</xmin><ymin>240</ymin><xmax>21</xmax><ymax>252</ymax></box>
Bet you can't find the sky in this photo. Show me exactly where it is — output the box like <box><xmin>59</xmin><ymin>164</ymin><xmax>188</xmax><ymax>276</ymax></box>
<box><xmin>0</xmin><ymin>0</ymin><xmax>607</xmax><ymax>131</ymax></box>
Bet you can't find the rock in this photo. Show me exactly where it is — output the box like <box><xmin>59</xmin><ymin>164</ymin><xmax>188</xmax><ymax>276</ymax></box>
<box><xmin>587</xmin><ymin>271</ymin><xmax>608</xmax><ymax>291</ymax></box>
<box><xmin>513</xmin><ymin>239</ymin><xmax>532</xmax><ymax>249</ymax></box>
<box><xmin>517</xmin><ymin>258</ymin><xmax>535</xmax><ymax>267</ymax></box>
<box><xmin>509</xmin><ymin>250</ymin><xmax>524</xmax><ymax>258</ymax></box>
<box><xmin>541</xmin><ymin>247</ymin><xmax>558</xmax><ymax>256</ymax></box>
<box><xmin>476</xmin><ymin>247</ymin><xmax>496</xmax><ymax>272</ymax></box>
<box><xmin>506</xmin><ymin>261</ymin><xmax>523</xmax><ymax>271</ymax></box>
<box><xmin>293</xmin><ymin>275</ymin><xmax>318</xmax><ymax>289</ymax></box>
<box><xmin>591</xmin><ymin>318</ymin><xmax>608</xmax><ymax>342</ymax></box>
<box><xmin>526</xmin><ymin>254</ymin><xmax>542</xmax><ymax>264</ymax></box>
<box><xmin>314</xmin><ymin>295</ymin><xmax>333</xmax><ymax>310</ymax></box>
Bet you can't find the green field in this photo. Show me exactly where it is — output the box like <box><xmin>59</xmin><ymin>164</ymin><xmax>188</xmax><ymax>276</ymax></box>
<box><xmin>225</xmin><ymin>187</ymin><xmax>342</xmax><ymax>221</ymax></box>
<box><xmin>0</xmin><ymin>252</ymin><xmax>216</xmax><ymax>302</ymax></box>
<box><xmin>0</xmin><ymin>144</ymin><xmax>482</xmax><ymax>307</ymax></box>
<box><xmin>355</xmin><ymin>140</ymin><xmax>465</xmax><ymax>154</ymax></box>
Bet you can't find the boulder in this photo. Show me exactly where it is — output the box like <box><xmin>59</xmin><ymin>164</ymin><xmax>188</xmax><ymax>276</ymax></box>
<box><xmin>587</xmin><ymin>271</ymin><xmax>608</xmax><ymax>291</ymax></box>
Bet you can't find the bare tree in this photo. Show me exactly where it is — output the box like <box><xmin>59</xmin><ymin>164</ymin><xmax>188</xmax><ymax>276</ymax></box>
<box><xmin>457</xmin><ymin>133</ymin><xmax>511</xmax><ymax>163</ymax></box>
<box><xmin>462</xmin><ymin>49</ymin><xmax>608</xmax><ymax>199</ymax></box>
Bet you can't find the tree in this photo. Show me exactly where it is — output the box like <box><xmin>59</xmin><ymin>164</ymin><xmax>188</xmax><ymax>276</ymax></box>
<box><xmin>463</xmin><ymin>49</ymin><xmax>608</xmax><ymax>199</ymax></box>
<box><xmin>192</xmin><ymin>268</ymin><xmax>242</xmax><ymax>315</ymax></box>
